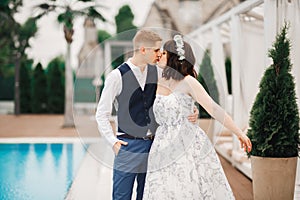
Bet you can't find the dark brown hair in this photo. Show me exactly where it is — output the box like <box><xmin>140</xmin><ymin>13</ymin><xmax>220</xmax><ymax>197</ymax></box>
<box><xmin>162</xmin><ymin>39</ymin><xmax>197</xmax><ymax>80</ymax></box>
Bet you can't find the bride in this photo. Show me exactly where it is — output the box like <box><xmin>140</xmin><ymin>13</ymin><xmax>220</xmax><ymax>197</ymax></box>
<box><xmin>143</xmin><ymin>35</ymin><xmax>252</xmax><ymax>200</ymax></box>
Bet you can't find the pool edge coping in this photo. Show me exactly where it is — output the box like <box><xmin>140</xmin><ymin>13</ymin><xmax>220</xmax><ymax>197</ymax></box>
<box><xmin>0</xmin><ymin>137</ymin><xmax>99</xmax><ymax>143</ymax></box>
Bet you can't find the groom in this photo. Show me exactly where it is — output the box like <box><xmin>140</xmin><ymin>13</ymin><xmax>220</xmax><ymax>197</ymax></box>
<box><xmin>96</xmin><ymin>29</ymin><xmax>198</xmax><ymax>200</ymax></box>
<box><xmin>96</xmin><ymin>29</ymin><xmax>163</xmax><ymax>200</ymax></box>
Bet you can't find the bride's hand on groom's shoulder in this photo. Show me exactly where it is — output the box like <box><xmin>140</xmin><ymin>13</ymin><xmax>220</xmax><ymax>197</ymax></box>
<box><xmin>113</xmin><ymin>140</ymin><xmax>128</xmax><ymax>156</ymax></box>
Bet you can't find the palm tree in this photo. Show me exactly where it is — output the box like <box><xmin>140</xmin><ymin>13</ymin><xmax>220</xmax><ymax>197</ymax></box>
<box><xmin>36</xmin><ymin>0</ymin><xmax>107</xmax><ymax>127</ymax></box>
<box><xmin>1</xmin><ymin>1</ymin><xmax>39</xmax><ymax>115</ymax></box>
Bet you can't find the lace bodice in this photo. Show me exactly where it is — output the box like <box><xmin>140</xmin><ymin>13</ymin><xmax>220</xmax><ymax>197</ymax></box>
<box><xmin>153</xmin><ymin>92</ymin><xmax>194</xmax><ymax>126</ymax></box>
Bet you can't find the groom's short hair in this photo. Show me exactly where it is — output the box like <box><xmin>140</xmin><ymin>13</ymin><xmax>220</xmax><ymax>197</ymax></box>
<box><xmin>133</xmin><ymin>29</ymin><xmax>162</xmax><ymax>50</ymax></box>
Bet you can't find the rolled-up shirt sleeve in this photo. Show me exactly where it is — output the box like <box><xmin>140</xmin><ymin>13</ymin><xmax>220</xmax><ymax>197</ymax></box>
<box><xmin>95</xmin><ymin>69</ymin><xmax>121</xmax><ymax>147</ymax></box>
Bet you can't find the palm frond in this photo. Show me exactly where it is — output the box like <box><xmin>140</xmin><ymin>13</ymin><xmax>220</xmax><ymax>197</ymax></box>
<box><xmin>71</xmin><ymin>10</ymin><xmax>86</xmax><ymax>17</ymax></box>
<box><xmin>57</xmin><ymin>11</ymin><xmax>74</xmax><ymax>29</ymax></box>
<box><xmin>87</xmin><ymin>7</ymin><xmax>106</xmax><ymax>21</ymax></box>
<box><xmin>35</xmin><ymin>3</ymin><xmax>56</xmax><ymax>11</ymax></box>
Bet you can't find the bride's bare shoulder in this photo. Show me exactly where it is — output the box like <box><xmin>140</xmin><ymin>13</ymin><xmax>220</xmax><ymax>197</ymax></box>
<box><xmin>184</xmin><ymin>75</ymin><xmax>197</xmax><ymax>82</ymax></box>
<box><xmin>184</xmin><ymin>75</ymin><xmax>201</xmax><ymax>86</ymax></box>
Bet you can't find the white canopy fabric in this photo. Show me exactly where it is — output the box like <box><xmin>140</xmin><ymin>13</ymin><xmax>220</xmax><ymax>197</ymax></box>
<box><xmin>232</xmin><ymin>19</ymin><xmax>265</xmax><ymax>128</ymax></box>
<box><xmin>188</xmin><ymin>0</ymin><xmax>300</xmax><ymax>179</ymax></box>
<box><xmin>228</xmin><ymin>15</ymin><xmax>265</xmax><ymax>154</ymax></box>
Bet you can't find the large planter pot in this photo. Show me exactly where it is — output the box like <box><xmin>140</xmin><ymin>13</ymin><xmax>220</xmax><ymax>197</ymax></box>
<box><xmin>251</xmin><ymin>156</ymin><xmax>297</xmax><ymax>200</ymax></box>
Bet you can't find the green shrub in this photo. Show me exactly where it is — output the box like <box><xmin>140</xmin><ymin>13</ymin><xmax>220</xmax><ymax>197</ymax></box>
<box><xmin>225</xmin><ymin>57</ymin><xmax>232</xmax><ymax>94</ymax></box>
<box><xmin>31</xmin><ymin>63</ymin><xmax>47</xmax><ymax>113</ymax></box>
<box><xmin>247</xmin><ymin>23</ymin><xmax>299</xmax><ymax>157</ymax></box>
<box><xmin>197</xmin><ymin>50</ymin><xmax>219</xmax><ymax>118</ymax></box>
<box><xmin>47</xmin><ymin>58</ymin><xmax>65</xmax><ymax>113</ymax></box>
<box><xmin>20</xmin><ymin>60</ymin><xmax>33</xmax><ymax>113</ymax></box>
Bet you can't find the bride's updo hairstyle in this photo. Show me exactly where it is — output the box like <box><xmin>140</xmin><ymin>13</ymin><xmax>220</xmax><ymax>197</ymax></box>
<box><xmin>162</xmin><ymin>35</ymin><xmax>197</xmax><ymax>80</ymax></box>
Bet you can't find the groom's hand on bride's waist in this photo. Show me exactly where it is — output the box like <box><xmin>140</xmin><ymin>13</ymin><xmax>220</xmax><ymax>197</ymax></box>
<box><xmin>113</xmin><ymin>140</ymin><xmax>128</xmax><ymax>156</ymax></box>
<box><xmin>188</xmin><ymin>107</ymin><xmax>199</xmax><ymax>124</ymax></box>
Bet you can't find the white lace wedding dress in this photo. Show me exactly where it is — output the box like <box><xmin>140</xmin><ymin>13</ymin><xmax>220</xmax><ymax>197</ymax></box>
<box><xmin>143</xmin><ymin>92</ymin><xmax>235</xmax><ymax>200</ymax></box>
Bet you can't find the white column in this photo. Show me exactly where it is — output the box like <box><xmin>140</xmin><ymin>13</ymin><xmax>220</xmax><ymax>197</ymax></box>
<box><xmin>264</xmin><ymin>0</ymin><xmax>277</xmax><ymax>66</ymax></box>
<box><xmin>104</xmin><ymin>42</ymin><xmax>112</xmax><ymax>78</ymax></box>
<box><xmin>93</xmin><ymin>47</ymin><xmax>104</xmax><ymax>104</ymax></box>
<box><xmin>264</xmin><ymin>0</ymin><xmax>277</xmax><ymax>67</ymax></box>
<box><xmin>211</xmin><ymin>26</ymin><xmax>229</xmax><ymax>106</ymax></box>
<box><xmin>94</xmin><ymin>47</ymin><xmax>104</xmax><ymax>79</ymax></box>
<box><xmin>282</xmin><ymin>0</ymin><xmax>300</xmax><ymax>112</ymax></box>
<box><xmin>230</xmin><ymin>15</ymin><xmax>243</xmax><ymax>165</ymax></box>
<box><xmin>240</xmin><ymin>20</ymin><xmax>265</xmax><ymax>119</ymax></box>
<box><xmin>211</xmin><ymin>26</ymin><xmax>229</xmax><ymax>138</ymax></box>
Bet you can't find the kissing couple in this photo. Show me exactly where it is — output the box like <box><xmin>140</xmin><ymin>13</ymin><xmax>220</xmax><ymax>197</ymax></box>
<box><xmin>96</xmin><ymin>29</ymin><xmax>252</xmax><ymax>200</ymax></box>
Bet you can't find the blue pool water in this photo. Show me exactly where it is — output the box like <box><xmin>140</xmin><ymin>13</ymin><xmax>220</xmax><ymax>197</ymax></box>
<box><xmin>0</xmin><ymin>143</ymin><xmax>86</xmax><ymax>200</ymax></box>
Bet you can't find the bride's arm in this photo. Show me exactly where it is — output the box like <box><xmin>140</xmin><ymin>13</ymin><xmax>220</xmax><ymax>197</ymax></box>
<box><xmin>185</xmin><ymin>76</ymin><xmax>252</xmax><ymax>152</ymax></box>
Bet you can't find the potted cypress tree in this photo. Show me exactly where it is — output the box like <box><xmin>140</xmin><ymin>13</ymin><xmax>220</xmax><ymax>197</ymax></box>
<box><xmin>247</xmin><ymin>23</ymin><xmax>300</xmax><ymax>200</ymax></box>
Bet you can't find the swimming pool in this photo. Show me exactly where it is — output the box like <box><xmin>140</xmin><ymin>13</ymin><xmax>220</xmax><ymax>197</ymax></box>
<box><xmin>0</xmin><ymin>143</ymin><xmax>86</xmax><ymax>200</ymax></box>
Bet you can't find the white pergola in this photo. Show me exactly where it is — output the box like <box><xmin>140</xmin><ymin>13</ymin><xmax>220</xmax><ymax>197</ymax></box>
<box><xmin>92</xmin><ymin>0</ymin><xmax>299</xmax><ymax>185</ymax></box>
<box><xmin>188</xmin><ymin>0</ymin><xmax>300</xmax><ymax>180</ymax></box>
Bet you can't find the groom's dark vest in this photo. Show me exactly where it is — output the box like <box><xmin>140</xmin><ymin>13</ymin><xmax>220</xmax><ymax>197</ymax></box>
<box><xmin>116</xmin><ymin>63</ymin><xmax>158</xmax><ymax>138</ymax></box>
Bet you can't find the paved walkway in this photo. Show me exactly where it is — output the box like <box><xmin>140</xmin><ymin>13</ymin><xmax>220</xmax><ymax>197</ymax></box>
<box><xmin>0</xmin><ymin>114</ymin><xmax>101</xmax><ymax>138</ymax></box>
<box><xmin>66</xmin><ymin>140</ymin><xmax>253</xmax><ymax>200</ymax></box>
<box><xmin>0</xmin><ymin>114</ymin><xmax>77</xmax><ymax>137</ymax></box>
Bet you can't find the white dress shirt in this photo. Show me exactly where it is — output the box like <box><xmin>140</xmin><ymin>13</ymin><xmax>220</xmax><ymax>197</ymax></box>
<box><xmin>95</xmin><ymin>58</ymin><xmax>162</xmax><ymax>147</ymax></box>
